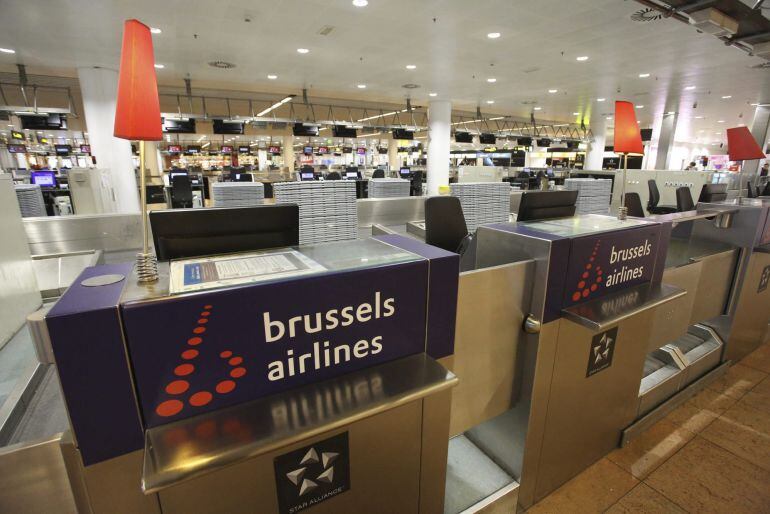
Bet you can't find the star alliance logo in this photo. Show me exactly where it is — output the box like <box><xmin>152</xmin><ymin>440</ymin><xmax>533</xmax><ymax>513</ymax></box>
<box><xmin>587</xmin><ymin>327</ymin><xmax>617</xmax><ymax>377</ymax></box>
<box><xmin>758</xmin><ymin>265</ymin><xmax>770</xmax><ymax>293</ymax></box>
<box><xmin>274</xmin><ymin>432</ymin><xmax>350</xmax><ymax>514</ymax></box>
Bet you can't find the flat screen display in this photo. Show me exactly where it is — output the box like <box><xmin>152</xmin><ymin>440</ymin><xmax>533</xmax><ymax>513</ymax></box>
<box><xmin>479</xmin><ymin>133</ymin><xmax>496</xmax><ymax>145</ymax></box>
<box><xmin>399</xmin><ymin>167</ymin><xmax>411</xmax><ymax>177</ymax></box>
<box><xmin>167</xmin><ymin>145</ymin><xmax>182</xmax><ymax>153</ymax></box>
<box><xmin>332</xmin><ymin>125</ymin><xmax>357</xmax><ymax>138</ymax></box>
<box><xmin>8</xmin><ymin>144</ymin><xmax>26</xmax><ymax>153</ymax></box>
<box><xmin>517</xmin><ymin>137</ymin><xmax>533</xmax><ymax>147</ymax></box>
<box><xmin>455</xmin><ymin>132</ymin><xmax>473</xmax><ymax>143</ymax></box>
<box><xmin>356</xmin><ymin>147</ymin><xmax>366</xmax><ymax>155</ymax></box>
<box><xmin>80</xmin><ymin>144</ymin><xmax>91</xmax><ymax>153</ymax></box>
<box><xmin>300</xmin><ymin>171</ymin><xmax>314</xmax><ymax>180</ymax></box>
<box><xmin>318</xmin><ymin>146</ymin><xmax>329</xmax><ymax>154</ymax></box>
<box><xmin>303</xmin><ymin>146</ymin><xmax>313</xmax><ymax>155</ymax></box>
<box><xmin>163</xmin><ymin>119</ymin><xmax>197</xmax><ymax>134</ymax></box>
<box><xmin>20</xmin><ymin>114</ymin><xmax>67</xmax><ymax>131</ymax></box>
<box><xmin>392</xmin><ymin>129</ymin><xmax>414</xmax><ymax>140</ymax></box>
<box><xmin>55</xmin><ymin>144</ymin><xmax>72</xmax><ymax>156</ymax></box>
<box><xmin>238</xmin><ymin>146</ymin><xmax>250</xmax><ymax>154</ymax></box>
<box><xmin>377</xmin><ymin>147</ymin><xmax>388</xmax><ymax>154</ymax></box>
<box><xmin>342</xmin><ymin>146</ymin><xmax>353</xmax><ymax>154</ymax></box>
<box><xmin>293</xmin><ymin>123</ymin><xmax>319</xmax><ymax>137</ymax></box>
<box><xmin>186</xmin><ymin>145</ymin><xmax>201</xmax><ymax>154</ymax></box>
<box><xmin>268</xmin><ymin>145</ymin><xmax>281</xmax><ymax>154</ymax></box>
<box><xmin>345</xmin><ymin>171</ymin><xmax>358</xmax><ymax>179</ymax></box>
<box><xmin>221</xmin><ymin>145</ymin><xmax>234</xmax><ymax>154</ymax></box>
<box><xmin>640</xmin><ymin>128</ymin><xmax>653</xmax><ymax>142</ymax></box>
<box><xmin>537</xmin><ymin>138</ymin><xmax>551</xmax><ymax>148</ymax></box>
<box><xmin>213</xmin><ymin>120</ymin><xmax>244</xmax><ymax>135</ymax></box>
<box><xmin>31</xmin><ymin>171</ymin><xmax>56</xmax><ymax>187</ymax></box>
<box><xmin>11</xmin><ymin>130</ymin><xmax>24</xmax><ymax>140</ymax></box>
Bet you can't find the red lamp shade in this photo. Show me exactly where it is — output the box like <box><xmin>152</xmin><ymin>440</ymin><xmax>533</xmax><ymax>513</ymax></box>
<box><xmin>613</xmin><ymin>101</ymin><xmax>644</xmax><ymax>155</ymax></box>
<box><xmin>113</xmin><ymin>19</ymin><xmax>162</xmax><ymax>141</ymax></box>
<box><xmin>726</xmin><ymin>126</ymin><xmax>766</xmax><ymax>161</ymax></box>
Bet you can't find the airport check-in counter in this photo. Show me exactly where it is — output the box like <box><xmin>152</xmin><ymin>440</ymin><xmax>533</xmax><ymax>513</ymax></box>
<box><xmin>45</xmin><ymin>237</ymin><xmax>459</xmax><ymax>514</ymax></box>
<box><xmin>444</xmin><ymin>214</ymin><xmax>685</xmax><ymax>510</ymax></box>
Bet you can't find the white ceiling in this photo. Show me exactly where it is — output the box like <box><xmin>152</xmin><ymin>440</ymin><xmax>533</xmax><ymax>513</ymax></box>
<box><xmin>1</xmin><ymin>0</ymin><xmax>769</xmax><ymax>145</ymax></box>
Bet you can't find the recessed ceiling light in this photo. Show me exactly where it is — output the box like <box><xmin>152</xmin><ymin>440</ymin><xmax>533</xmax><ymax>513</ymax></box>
<box><xmin>487</xmin><ymin>32</ymin><xmax>501</xmax><ymax>39</ymax></box>
<box><xmin>357</xmin><ymin>84</ymin><xmax>367</xmax><ymax>89</ymax></box>
<box><xmin>429</xmin><ymin>92</ymin><xmax>437</xmax><ymax>97</ymax></box>
<box><xmin>352</xmin><ymin>0</ymin><xmax>368</xmax><ymax>6</ymax></box>
<box><xmin>667</xmin><ymin>111</ymin><xmax>675</xmax><ymax>115</ymax></box>
<box><xmin>487</xmin><ymin>77</ymin><xmax>497</xmax><ymax>83</ymax></box>
<box><xmin>717</xmin><ymin>120</ymin><xmax>725</xmax><ymax>123</ymax></box>
<box><xmin>548</xmin><ymin>89</ymin><xmax>558</xmax><ymax>94</ymax></box>
<box><xmin>533</xmin><ymin>107</ymin><xmax>542</xmax><ymax>111</ymax></box>
<box><xmin>715</xmin><ymin>132</ymin><xmax>721</xmax><ymax>135</ymax></box>
<box><xmin>695</xmin><ymin>116</ymin><xmax>704</xmax><ymax>119</ymax></box>
<box><xmin>486</xmin><ymin>100</ymin><xmax>495</xmax><ymax>104</ymax></box>
<box><xmin>573</xmin><ymin>112</ymin><xmax>580</xmax><ymax>116</ymax></box>
<box><xmin>297</xmin><ymin>48</ymin><xmax>310</xmax><ymax>54</ymax></box>
<box><xmin>685</xmin><ymin>85</ymin><xmax>696</xmax><ymax>90</ymax></box>
<box><xmin>267</xmin><ymin>74</ymin><xmax>277</xmax><ymax>79</ymax></box>
<box><xmin>576</xmin><ymin>56</ymin><xmax>589</xmax><ymax>61</ymax></box>
<box><xmin>405</xmin><ymin>64</ymin><xmax>417</xmax><ymax>70</ymax></box>
<box><xmin>0</xmin><ymin>48</ymin><xmax>15</xmax><ymax>54</ymax></box>
<box><xmin>154</xmin><ymin>64</ymin><xmax>164</xmax><ymax>69</ymax></box>
<box><xmin>639</xmin><ymin>73</ymin><xmax>650</xmax><ymax>78</ymax></box>
<box><xmin>597</xmin><ymin>98</ymin><xmax>606</xmax><ymax>102</ymax></box>
<box><xmin>606</xmin><ymin>116</ymin><xmax>613</xmax><ymax>120</ymax></box>
<box><xmin>150</xmin><ymin>27</ymin><xmax>162</xmax><ymax>34</ymax></box>
<box><xmin>721</xmin><ymin>95</ymin><xmax>731</xmax><ymax>99</ymax></box>
<box><xmin>636</xmin><ymin>105</ymin><xmax>643</xmax><ymax>108</ymax></box>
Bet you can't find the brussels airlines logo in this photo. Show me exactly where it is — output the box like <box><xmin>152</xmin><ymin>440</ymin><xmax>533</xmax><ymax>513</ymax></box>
<box><xmin>570</xmin><ymin>240</ymin><xmax>605</xmax><ymax>302</ymax></box>
<box><xmin>275</xmin><ymin>432</ymin><xmax>350</xmax><ymax>514</ymax></box>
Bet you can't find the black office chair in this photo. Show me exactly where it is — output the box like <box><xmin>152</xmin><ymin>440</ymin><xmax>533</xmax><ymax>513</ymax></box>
<box><xmin>747</xmin><ymin>182</ymin><xmax>757</xmax><ymax>199</ymax></box>
<box><xmin>410</xmin><ymin>170</ymin><xmax>423</xmax><ymax>196</ymax></box>
<box><xmin>326</xmin><ymin>172</ymin><xmax>341</xmax><ymax>180</ymax></box>
<box><xmin>149</xmin><ymin>205</ymin><xmax>300</xmax><ymax>261</ymax></box>
<box><xmin>624</xmin><ymin>193</ymin><xmax>645</xmax><ymax>218</ymax></box>
<box><xmin>171</xmin><ymin>175</ymin><xmax>194</xmax><ymax>209</ymax></box>
<box><xmin>647</xmin><ymin>180</ymin><xmax>677</xmax><ymax>214</ymax></box>
<box><xmin>516</xmin><ymin>190</ymin><xmax>578</xmax><ymax>221</ymax></box>
<box><xmin>425</xmin><ymin>196</ymin><xmax>470</xmax><ymax>254</ymax></box>
<box><xmin>763</xmin><ymin>182</ymin><xmax>770</xmax><ymax>197</ymax></box>
<box><xmin>372</xmin><ymin>169</ymin><xmax>385</xmax><ymax>179</ymax></box>
<box><xmin>698</xmin><ymin>183</ymin><xmax>728</xmax><ymax>203</ymax></box>
<box><xmin>676</xmin><ymin>187</ymin><xmax>695</xmax><ymax>212</ymax></box>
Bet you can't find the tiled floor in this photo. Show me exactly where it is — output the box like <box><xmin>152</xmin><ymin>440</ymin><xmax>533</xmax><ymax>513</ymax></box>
<box><xmin>527</xmin><ymin>339</ymin><xmax>770</xmax><ymax>513</ymax></box>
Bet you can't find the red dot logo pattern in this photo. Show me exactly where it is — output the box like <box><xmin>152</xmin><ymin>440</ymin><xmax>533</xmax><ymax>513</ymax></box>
<box><xmin>571</xmin><ymin>241</ymin><xmax>604</xmax><ymax>302</ymax></box>
<box><xmin>154</xmin><ymin>304</ymin><xmax>249</xmax><ymax>418</ymax></box>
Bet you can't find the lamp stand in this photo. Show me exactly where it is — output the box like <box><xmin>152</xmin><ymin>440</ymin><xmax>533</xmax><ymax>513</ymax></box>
<box><xmin>136</xmin><ymin>140</ymin><xmax>159</xmax><ymax>283</ymax></box>
<box><xmin>617</xmin><ymin>152</ymin><xmax>628</xmax><ymax>220</ymax></box>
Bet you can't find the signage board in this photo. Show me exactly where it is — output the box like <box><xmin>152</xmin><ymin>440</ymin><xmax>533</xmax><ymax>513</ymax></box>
<box><xmin>586</xmin><ymin>327</ymin><xmax>617</xmax><ymax>377</ymax></box>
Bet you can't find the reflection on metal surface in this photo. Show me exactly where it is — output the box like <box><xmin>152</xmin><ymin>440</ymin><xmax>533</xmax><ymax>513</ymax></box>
<box><xmin>143</xmin><ymin>353</ymin><xmax>456</xmax><ymax>493</ymax></box>
<box><xmin>650</xmin><ymin>208</ymin><xmax>738</xmax><ymax>227</ymax></box>
<box><xmin>81</xmin><ymin>274</ymin><xmax>125</xmax><ymax>287</ymax></box>
<box><xmin>23</xmin><ymin>213</ymin><xmax>144</xmax><ymax>255</ymax></box>
<box><xmin>562</xmin><ymin>283</ymin><xmax>686</xmax><ymax>331</ymax></box>
<box><xmin>523</xmin><ymin>314</ymin><xmax>541</xmax><ymax>334</ymax></box>
<box><xmin>356</xmin><ymin>197</ymin><xmax>425</xmax><ymax>227</ymax></box>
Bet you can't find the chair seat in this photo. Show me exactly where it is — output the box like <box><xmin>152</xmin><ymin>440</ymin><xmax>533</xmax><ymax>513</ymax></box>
<box><xmin>648</xmin><ymin>205</ymin><xmax>677</xmax><ymax>214</ymax></box>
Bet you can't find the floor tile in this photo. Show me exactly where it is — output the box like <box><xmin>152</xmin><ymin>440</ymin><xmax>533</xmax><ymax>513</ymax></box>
<box><xmin>605</xmin><ymin>483</ymin><xmax>685</xmax><ymax>514</ymax></box>
<box><xmin>526</xmin><ymin>459</ymin><xmax>637</xmax><ymax>514</ymax></box>
<box><xmin>608</xmin><ymin>420</ymin><xmax>695</xmax><ymax>480</ymax></box>
<box><xmin>740</xmin><ymin>343</ymin><xmax>770</xmax><ymax>374</ymax></box>
<box><xmin>663</xmin><ymin>387</ymin><xmax>736</xmax><ymax>433</ymax></box>
<box><xmin>646</xmin><ymin>436</ymin><xmax>770</xmax><ymax>513</ymax></box>
<box><xmin>700</xmin><ymin>401</ymin><xmax>770</xmax><ymax>471</ymax></box>
<box><xmin>706</xmin><ymin>363</ymin><xmax>766</xmax><ymax>400</ymax></box>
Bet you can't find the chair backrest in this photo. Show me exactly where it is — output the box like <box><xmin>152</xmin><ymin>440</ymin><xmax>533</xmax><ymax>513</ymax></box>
<box><xmin>326</xmin><ymin>172</ymin><xmax>341</xmax><ymax>181</ymax></box>
<box><xmin>647</xmin><ymin>180</ymin><xmax>661</xmax><ymax>209</ymax></box>
<box><xmin>747</xmin><ymin>182</ymin><xmax>756</xmax><ymax>198</ymax></box>
<box><xmin>517</xmin><ymin>190</ymin><xmax>578</xmax><ymax>222</ymax></box>
<box><xmin>624</xmin><ymin>193</ymin><xmax>645</xmax><ymax>217</ymax></box>
<box><xmin>171</xmin><ymin>174</ymin><xmax>193</xmax><ymax>202</ymax></box>
<box><xmin>425</xmin><ymin>196</ymin><xmax>468</xmax><ymax>253</ymax></box>
<box><xmin>372</xmin><ymin>169</ymin><xmax>385</xmax><ymax>179</ymax></box>
<box><xmin>676</xmin><ymin>187</ymin><xmax>695</xmax><ymax>212</ymax></box>
<box><xmin>150</xmin><ymin>205</ymin><xmax>300</xmax><ymax>261</ymax></box>
<box><xmin>698</xmin><ymin>183</ymin><xmax>728</xmax><ymax>203</ymax></box>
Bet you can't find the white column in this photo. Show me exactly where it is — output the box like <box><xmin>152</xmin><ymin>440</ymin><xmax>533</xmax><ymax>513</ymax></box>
<box><xmin>743</xmin><ymin>106</ymin><xmax>770</xmax><ymax>176</ymax></box>
<box><xmin>427</xmin><ymin>100</ymin><xmax>451</xmax><ymax>195</ymax></box>
<box><xmin>655</xmin><ymin>112</ymin><xmax>678</xmax><ymax>170</ymax></box>
<box><xmin>77</xmin><ymin>67</ymin><xmax>139</xmax><ymax>213</ymax></box>
<box><xmin>144</xmin><ymin>141</ymin><xmax>162</xmax><ymax>183</ymax></box>
<box><xmin>282</xmin><ymin>132</ymin><xmax>295</xmax><ymax>172</ymax></box>
<box><xmin>388</xmin><ymin>135</ymin><xmax>400</xmax><ymax>171</ymax></box>
<box><xmin>585</xmin><ymin>117</ymin><xmax>607</xmax><ymax>170</ymax></box>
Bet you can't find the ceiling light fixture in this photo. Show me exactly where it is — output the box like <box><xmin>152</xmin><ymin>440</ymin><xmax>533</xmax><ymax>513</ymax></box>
<box><xmin>667</xmin><ymin>111</ymin><xmax>675</xmax><ymax>115</ymax></box>
<box><xmin>721</xmin><ymin>95</ymin><xmax>731</xmax><ymax>99</ymax></box>
<box><xmin>487</xmin><ymin>78</ymin><xmax>497</xmax><ymax>83</ymax></box>
<box><xmin>352</xmin><ymin>0</ymin><xmax>368</xmax><ymax>6</ymax></box>
<box><xmin>489</xmin><ymin>116</ymin><xmax>504</xmax><ymax>121</ymax></box>
<box><xmin>597</xmin><ymin>98</ymin><xmax>606</xmax><ymax>102</ymax></box>
<box><xmin>0</xmin><ymin>48</ymin><xmax>15</xmax><ymax>54</ymax></box>
<box><xmin>154</xmin><ymin>64</ymin><xmax>164</xmax><ymax>69</ymax></box>
<box><xmin>486</xmin><ymin>100</ymin><xmax>495</xmax><ymax>104</ymax></box>
<box><xmin>267</xmin><ymin>74</ymin><xmax>278</xmax><ymax>80</ymax></box>
<box><xmin>357</xmin><ymin>84</ymin><xmax>367</xmax><ymax>89</ymax></box>
<box><xmin>357</xmin><ymin>109</ymin><xmax>408</xmax><ymax>122</ymax></box>
<box><xmin>256</xmin><ymin>95</ymin><xmax>295</xmax><ymax>117</ymax></box>
<box><xmin>639</xmin><ymin>73</ymin><xmax>650</xmax><ymax>78</ymax></box>
<box><xmin>297</xmin><ymin>48</ymin><xmax>310</xmax><ymax>54</ymax></box>
<box><xmin>429</xmin><ymin>92</ymin><xmax>437</xmax><ymax>97</ymax></box>
<box><xmin>606</xmin><ymin>116</ymin><xmax>613</xmax><ymax>120</ymax></box>
<box><xmin>548</xmin><ymin>89</ymin><xmax>558</xmax><ymax>93</ymax></box>
<box><xmin>150</xmin><ymin>27</ymin><xmax>162</xmax><ymax>34</ymax></box>
<box><xmin>685</xmin><ymin>85</ymin><xmax>696</xmax><ymax>90</ymax></box>
<box><xmin>487</xmin><ymin>32</ymin><xmax>501</xmax><ymax>39</ymax></box>
<box><xmin>695</xmin><ymin>116</ymin><xmax>704</xmax><ymax>119</ymax></box>
<box><xmin>533</xmin><ymin>107</ymin><xmax>542</xmax><ymax>111</ymax></box>
<box><xmin>576</xmin><ymin>56</ymin><xmax>589</xmax><ymax>61</ymax></box>
<box><xmin>717</xmin><ymin>120</ymin><xmax>725</xmax><ymax>123</ymax></box>
<box><xmin>636</xmin><ymin>105</ymin><xmax>644</xmax><ymax>108</ymax></box>
<box><xmin>573</xmin><ymin>112</ymin><xmax>580</xmax><ymax>116</ymax></box>
<box><xmin>405</xmin><ymin>64</ymin><xmax>416</xmax><ymax>70</ymax></box>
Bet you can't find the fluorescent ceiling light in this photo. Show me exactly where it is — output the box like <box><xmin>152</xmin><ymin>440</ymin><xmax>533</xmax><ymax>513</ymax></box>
<box><xmin>297</xmin><ymin>48</ymin><xmax>310</xmax><ymax>54</ymax></box>
<box><xmin>405</xmin><ymin>64</ymin><xmax>416</xmax><ymax>70</ymax></box>
<box><xmin>685</xmin><ymin>85</ymin><xmax>696</xmax><ymax>90</ymax></box>
<box><xmin>717</xmin><ymin>120</ymin><xmax>725</xmax><ymax>123</ymax></box>
<box><xmin>576</xmin><ymin>56</ymin><xmax>589</xmax><ymax>61</ymax></box>
<box><xmin>487</xmin><ymin>78</ymin><xmax>497</xmax><ymax>83</ymax></box>
<box><xmin>150</xmin><ymin>27</ymin><xmax>162</xmax><ymax>34</ymax></box>
<box><xmin>487</xmin><ymin>32</ymin><xmax>501</xmax><ymax>39</ymax></box>
<box><xmin>0</xmin><ymin>48</ymin><xmax>15</xmax><ymax>54</ymax></box>
<box><xmin>154</xmin><ymin>64</ymin><xmax>164</xmax><ymax>69</ymax></box>
<box><xmin>695</xmin><ymin>116</ymin><xmax>704</xmax><ymax>119</ymax></box>
<box><xmin>357</xmin><ymin>109</ymin><xmax>408</xmax><ymax>122</ymax></box>
<box><xmin>267</xmin><ymin>74</ymin><xmax>277</xmax><ymax>79</ymax></box>
<box><xmin>353</xmin><ymin>0</ymin><xmax>368</xmax><ymax>6</ymax></box>
<box><xmin>357</xmin><ymin>84</ymin><xmax>366</xmax><ymax>89</ymax></box>
<box><xmin>486</xmin><ymin>100</ymin><xmax>494</xmax><ymax>104</ymax></box>
<box><xmin>548</xmin><ymin>89</ymin><xmax>558</xmax><ymax>93</ymax></box>
<box><xmin>597</xmin><ymin>98</ymin><xmax>606</xmax><ymax>102</ymax></box>
<box><xmin>488</xmin><ymin>116</ymin><xmax>504</xmax><ymax>121</ymax></box>
<box><xmin>721</xmin><ymin>95</ymin><xmax>731</xmax><ymax>99</ymax></box>
<box><xmin>636</xmin><ymin>105</ymin><xmax>643</xmax><ymax>109</ymax></box>
<box><xmin>429</xmin><ymin>92</ymin><xmax>437</xmax><ymax>97</ymax></box>
<box><xmin>256</xmin><ymin>95</ymin><xmax>294</xmax><ymax>116</ymax></box>
<box><xmin>533</xmin><ymin>107</ymin><xmax>542</xmax><ymax>111</ymax></box>
<box><xmin>667</xmin><ymin>111</ymin><xmax>675</xmax><ymax>115</ymax></box>
<box><xmin>639</xmin><ymin>73</ymin><xmax>650</xmax><ymax>78</ymax></box>
<box><xmin>573</xmin><ymin>112</ymin><xmax>580</xmax><ymax>116</ymax></box>
<box><xmin>606</xmin><ymin>116</ymin><xmax>613</xmax><ymax>120</ymax></box>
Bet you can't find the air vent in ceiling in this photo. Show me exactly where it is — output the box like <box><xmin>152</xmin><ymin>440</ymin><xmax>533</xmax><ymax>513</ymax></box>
<box><xmin>631</xmin><ymin>8</ymin><xmax>663</xmax><ymax>22</ymax></box>
<box><xmin>402</xmin><ymin>83</ymin><xmax>420</xmax><ymax>89</ymax></box>
<box><xmin>208</xmin><ymin>61</ymin><xmax>236</xmax><ymax>69</ymax></box>
<box><xmin>522</xmin><ymin>66</ymin><xmax>540</xmax><ymax>73</ymax></box>
<box><xmin>318</xmin><ymin>25</ymin><xmax>335</xmax><ymax>36</ymax></box>
<box><xmin>521</xmin><ymin>100</ymin><xmax>538</xmax><ymax>105</ymax></box>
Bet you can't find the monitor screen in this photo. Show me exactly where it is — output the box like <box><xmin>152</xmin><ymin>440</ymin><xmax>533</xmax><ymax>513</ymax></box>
<box><xmin>303</xmin><ymin>146</ymin><xmax>313</xmax><ymax>155</ymax></box>
<box><xmin>80</xmin><ymin>144</ymin><xmax>91</xmax><ymax>153</ymax></box>
<box><xmin>479</xmin><ymin>133</ymin><xmax>496</xmax><ymax>145</ymax></box>
<box><xmin>293</xmin><ymin>123</ymin><xmax>319</xmax><ymax>137</ymax></box>
<box><xmin>20</xmin><ymin>114</ymin><xmax>67</xmax><ymax>131</ymax></box>
<box><xmin>356</xmin><ymin>147</ymin><xmax>366</xmax><ymax>155</ymax></box>
<box><xmin>163</xmin><ymin>118</ymin><xmax>196</xmax><ymax>134</ymax></box>
<box><xmin>238</xmin><ymin>146</ymin><xmax>250</xmax><ymax>154</ymax></box>
<box><xmin>318</xmin><ymin>146</ymin><xmax>329</xmax><ymax>154</ymax></box>
<box><xmin>11</xmin><ymin>130</ymin><xmax>25</xmax><ymax>140</ymax></box>
<box><xmin>300</xmin><ymin>171</ymin><xmax>315</xmax><ymax>180</ymax></box>
<box><xmin>332</xmin><ymin>125</ymin><xmax>357</xmax><ymax>138</ymax></box>
<box><xmin>167</xmin><ymin>145</ymin><xmax>182</xmax><ymax>153</ymax></box>
<box><xmin>31</xmin><ymin>171</ymin><xmax>56</xmax><ymax>187</ymax></box>
<box><xmin>399</xmin><ymin>167</ymin><xmax>411</xmax><ymax>177</ymax></box>
<box><xmin>455</xmin><ymin>132</ymin><xmax>473</xmax><ymax>143</ymax></box>
<box><xmin>212</xmin><ymin>120</ymin><xmax>244</xmax><ymax>135</ymax></box>
<box><xmin>392</xmin><ymin>129</ymin><xmax>414</xmax><ymax>140</ymax></box>
<box><xmin>186</xmin><ymin>145</ymin><xmax>201</xmax><ymax>154</ymax></box>
<box><xmin>55</xmin><ymin>144</ymin><xmax>72</xmax><ymax>156</ymax></box>
<box><xmin>268</xmin><ymin>145</ymin><xmax>281</xmax><ymax>154</ymax></box>
<box><xmin>8</xmin><ymin>144</ymin><xmax>26</xmax><ymax>153</ymax></box>
<box><xmin>221</xmin><ymin>145</ymin><xmax>234</xmax><ymax>154</ymax></box>
<box><xmin>171</xmin><ymin>171</ymin><xmax>188</xmax><ymax>179</ymax></box>
<box><xmin>345</xmin><ymin>171</ymin><xmax>358</xmax><ymax>179</ymax></box>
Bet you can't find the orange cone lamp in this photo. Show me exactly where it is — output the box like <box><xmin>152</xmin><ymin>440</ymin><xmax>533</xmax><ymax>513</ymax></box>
<box><xmin>614</xmin><ymin>101</ymin><xmax>644</xmax><ymax>219</ymax></box>
<box><xmin>113</xmin><ymin>19</ymin><xmax>162</xmax><ymax>283</ymax></box>
<box><xmin>726</xmin><ymin>126</ymin><xmax>765</xmax><ymax>162</ymax></box>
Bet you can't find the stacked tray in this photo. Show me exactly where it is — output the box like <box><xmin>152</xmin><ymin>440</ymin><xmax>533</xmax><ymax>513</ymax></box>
<box><xmin>273</xmin><ymin>181</ymin><xmax>358</xmax><ymax>245</ymax></box>
<box><xmin>368</xmin><ymin>178</ymin><xmax>411</xmax><ymax>199</ymax></box>
<box><xmin>450</xmin><ymin>182</ymin><xmax>510</xmax><ymax>231</ymax></box>
<box><xmin>15</xmin><ymin>184</ymin><xmax>47</xmax><ymax>217</ymax></box>
<box><xmin>212</xmin><ymin>182</ymin><xmax>265</xmax><ymax>207</ymax></box>
<box><xmin>565</xmin><ymin>178</ymin><xmax>612</xmax><ymax>215</ymax></box>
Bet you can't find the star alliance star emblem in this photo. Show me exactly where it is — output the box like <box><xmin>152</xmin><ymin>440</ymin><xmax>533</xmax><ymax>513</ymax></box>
<box><xmin>587</xmin><ymin>327</ymin><xmax>617</xmax><ymax>377</ymax></box>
